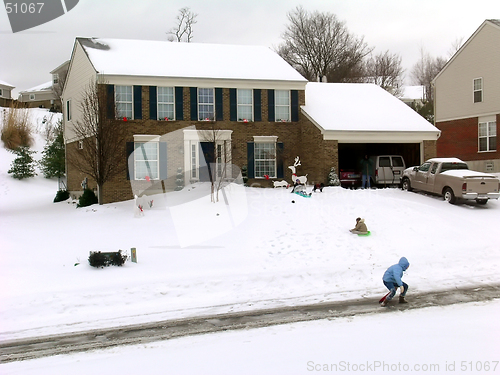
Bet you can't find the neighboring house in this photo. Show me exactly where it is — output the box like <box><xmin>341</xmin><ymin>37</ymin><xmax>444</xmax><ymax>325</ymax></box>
<box><xmin>63</xmin><ymin>37</ymin><xmax>440</xmax><ymax>203</ymax></box>
<box><xmin>433</xmin><ymin>19</ymin><xmax>500</xmax><ymax>173</ymax></box>
<box><xmin>18</xmin><ymin>61</ymin><xmax>69</xmax><ymax>111</ymax></box>
<box><xmin>0</xmin><ymin>80</ymin><xmax>15</xmax><ymax>107</ymax></box>
<box><xmin>399</xmin><ymin>86</ymin><xmax>426</xmax><ymax>108</ymax></box>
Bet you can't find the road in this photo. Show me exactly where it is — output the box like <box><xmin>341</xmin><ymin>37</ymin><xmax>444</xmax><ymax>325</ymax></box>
<box><xmin>1</xmin><ymin>284</ymin><xmax>499</xmax><ymax>363</ymax></box>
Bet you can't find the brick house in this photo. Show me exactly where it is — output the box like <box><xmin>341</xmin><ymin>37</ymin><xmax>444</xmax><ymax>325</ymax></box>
<box><xmin>433</xmin><ymin>19</ymin><xmax>499</xmax><ymax>173</ymax></box>
<box><xmin>63</xmin><ymin>38</ymin><xmax>440</xmax><ymax>203</ymax></box>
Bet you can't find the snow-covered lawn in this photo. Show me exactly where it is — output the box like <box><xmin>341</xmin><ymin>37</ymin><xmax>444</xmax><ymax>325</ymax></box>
<box><xmin>1</xmin><ymin>108</ymin><xmax>499</xmax><ymax>373</ymax></box>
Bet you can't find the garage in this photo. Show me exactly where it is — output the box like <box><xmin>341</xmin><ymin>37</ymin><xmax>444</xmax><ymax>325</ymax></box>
<box><xmin>338</xmin><ymin>143</ymin><xmax>421</xmax><ymax>171</ymax></box>
<box><xmin>301</xmin><ymin>82</ymin><xmax>441</xmax><ymax>186</ymax></box>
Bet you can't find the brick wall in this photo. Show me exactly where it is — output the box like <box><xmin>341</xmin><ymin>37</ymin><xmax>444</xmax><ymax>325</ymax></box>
<box><xmin>436</xmin><ymin>115</ymin><xmax>499</xmax><ymax>162</ymax></box>
<box><xmin>67</xmin><ymin>86</ymin><xmax>335</xmax><ymax>203</ymax></box>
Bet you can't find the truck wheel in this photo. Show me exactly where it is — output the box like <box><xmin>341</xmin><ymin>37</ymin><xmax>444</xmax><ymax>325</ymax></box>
<box><xmin>401</xmin><ymin>178</ymin><xmax>412</xmax><ymax>192</ymax></box>
<box><xmin>443</xmin><ymin>187</ymin><xmax>456</xmax><ymax>204</ymax></box>
<box><xmin>476</xmin><ymin>199</ymin><xmax>488</xmax><ymax>205</ymax></box>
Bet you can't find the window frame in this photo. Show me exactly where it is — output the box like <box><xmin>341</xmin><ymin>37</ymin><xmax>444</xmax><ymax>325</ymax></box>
<box><xmin>478</xmin><ymin>121</ymin><xmax>497</xmax><ymax>152</ymax></box>
<box><xmin>115</xmin><ymin>85</ymin><xmax>133</xmax><ymax>119</ymax></box>
<box><xmin>237</xmin><ymin>89</ymin><xmax>253</xmax><ymax>122</ymax></box>
<box><xmin>254</xmin><ymin>141</ymin><xmax>277</xmax><ymax>178</ymax></box>
<box><xmin>198</xmin><ymin>88</ymin><xmax>215</xmax><ymax>121</ymax></box>
<box><xmin>134</xmin><ymin>141</ymin><xmax>159</xmax><ymax>180</ymax></box>
<box><xmin>29</xmin><ymin>94</ymin><xmax>35</xmax><ymax>100</ymax></box>
<box><xmin>275</xmin><ymin>90</ymin><xmax>291</xmax><ymax>122</ymax></box>
<box><xmin>157</xmin><ymin>86</ymin><xmax>175</xmax><ymax>121</ymax></box>
<box><xmin>473</xmin><ymin>78</ymin><xmax>483</xmax><ymax>103</ymax></box>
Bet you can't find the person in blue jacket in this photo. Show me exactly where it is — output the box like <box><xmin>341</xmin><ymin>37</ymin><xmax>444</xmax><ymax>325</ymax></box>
<box><xmin>381</xmin><ymin>257</ymin><xmax>409</xmax><ymax>306</ymax></box>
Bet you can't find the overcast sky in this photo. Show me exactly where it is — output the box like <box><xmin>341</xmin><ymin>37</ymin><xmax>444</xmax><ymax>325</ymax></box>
<box><xmin>0</xmin><ymin>0</ymin><xmax>498</xmax><ymax>96</ymax></box>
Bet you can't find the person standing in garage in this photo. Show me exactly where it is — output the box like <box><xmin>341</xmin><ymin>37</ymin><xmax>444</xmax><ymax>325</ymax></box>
<box><xmin>360</xmin><ymin>155</ymin><xmax>373</xmax><ymax>189</ymax></box>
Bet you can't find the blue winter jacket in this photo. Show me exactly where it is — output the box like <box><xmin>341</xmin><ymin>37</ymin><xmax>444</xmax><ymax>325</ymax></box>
<box><xmin>382</xmin><ymin>257</ymin><xmax>410</xmax><ymax>286</ymax></box>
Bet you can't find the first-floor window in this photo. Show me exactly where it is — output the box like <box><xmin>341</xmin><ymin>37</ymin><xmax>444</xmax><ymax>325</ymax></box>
<box><xmin>134</xmin><ymin>142</ymin><xmax>159</xmax><ymax>180</ymax></box>
<box><xmin>198</xmin><ymin>88</ymin><xmax>214</xmax><ymax>121</ymax></box>
<box><xmin>254</xmin><ymin>142</ymin><xmax>276</xmax><ymax>178</ymax></box>
<box><xmin>116</xmin><ymin>85</ymin><xmax>133</xmax><ymax>119</ymax></box>
<box><xmin>158</xmin><ymin>86</ymin><xmax>175</xmax><ymax>120</ymax></box>
<box><xmin>479</xmin><ymin>121</ymin><xmax>497</xmax><ymax>152</ymax></box>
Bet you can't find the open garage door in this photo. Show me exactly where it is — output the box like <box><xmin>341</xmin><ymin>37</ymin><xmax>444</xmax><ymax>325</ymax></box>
<box><xmin>338</xmin><ymin>143</ymin><xmax>420</xmax><ymax>172</ymax></box>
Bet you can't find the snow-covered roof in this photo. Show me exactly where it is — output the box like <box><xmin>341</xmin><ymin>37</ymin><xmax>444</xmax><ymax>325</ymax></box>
<box><xmin>302</xmin><ymin>82</ymin><xmax>440</xmax><ymax>133</ymax></box>
<box><xmin>20</xmin><ymin>81</ymin><xmax>53</xmax><ymax>93</ymax></box>
<box><xmin>0</xmin><ymin>80</ymin><xmax>15</xmax><ymax>88</ymax></box>
<box><xmin>78</xmin><ymin>38</ymin><xmax>307</xmax><ymax>83</ymax></box>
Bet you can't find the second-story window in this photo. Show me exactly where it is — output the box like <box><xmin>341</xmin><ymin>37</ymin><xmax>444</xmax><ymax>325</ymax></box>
<box><xmin>115</xmin><ymin>85</ymin><xmax>133</xmax><ymax>119</ymax></box>
<box><xmin>198</xmin><ymin>88</ymin><xmax>214</xmax><ymax>121</ymax></box>
<box><xmin>473</xmin><ymin>78</ymin><xmax>483</xmax><ymax>103</ymax></box>
<box><xmin>275</xmin><ymin>90</ymin><xmax>290</xmax><ymax>122</ymax></box>
<box><xmin>158</xmin><ymin>87</ymin><xmax>175</xmax><ymax>120</ymax></box>
<box><xmin>237</xmin><ymin>89</ymin><xmax>253</xmax><ymax>122</ymax></box>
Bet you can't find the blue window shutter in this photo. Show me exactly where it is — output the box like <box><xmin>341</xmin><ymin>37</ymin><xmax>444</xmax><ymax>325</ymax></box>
<box><xmin>106</xmin><ymin>84</ymin><xmax>114</xmax><ymax>119</ymax></box>
<box><xmin>175</xmin><ymin>87</ymin><xmax>183</xmax><ymax>120</ymax></box>
<box><xmin>291</xmin><ymin>90</ymin><xmax>299</xmax><ymax>122</ymax></box>
<box><xmin>149</xmin><ymin>86</ymin><xmax>157</xmax><ymax>120</ymax></box>
<box><xmin>254</xmin><ymin>89</ymin><xmax>261</xmax><ymax>122</ymax></box>
<box><xmin>277</xmin><ymin>142</ymin><xmax>284</xmax><ymax>178</ymax></box>
<box><xmin>247</xmin><ymin>142</ymin><xmax>255</xmax><ymax>179</ymax></box>
<box><xmin>159</xmin><ymin>142</ymin><xmax>167</xmax><ymax>179</ymax></box>
<box><xmin>268</xmin><ymin>89</ymin><xmax>275</xmax><ymax>122</ymax></box>
<box><xmin>133</xmin><ymin>85</ymin><xmax>142</xmax><ymax>119</ymax></box>
<box><xmin>190</xmin><ymin>87</ymin><xmax>197</xmax><ymax>121</ymax></box>
<box><xmin>126</xmin><ymin>142</ymin><xmax>134</xmax><ymax>180</ymax></box>
<box><xmin>229</xmin><ymin>88</ymin><xmax>237</xmax><ymax>121</ymax></box>
<box><xmin>215</xmin><ymin>88</ymin><xmax>223</xmax><ymax>121</ymax></box>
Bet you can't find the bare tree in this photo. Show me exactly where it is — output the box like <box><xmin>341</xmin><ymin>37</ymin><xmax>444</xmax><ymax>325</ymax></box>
<box><xmin>200</xmin><ymin>125</ymin><xmax>233</xmax><ymax>203</ymax></box>
<box><xmin>410</xmin><ymin>48</ymin><xmax>447</xmax><ymax>102</ymax></box>
<box><xmin>167</xmin><ymin>7</ymin><xmax>198</xmax><ymax>42</ymax></box>
<box><xmin>276</xmin><ymin>6</ymin><xmax>372</xmax><ymax>82</ymax></box>
<box><xmin>68</xmin><ymin>80</ymin><xmax>127</xmax><ymax>204</ymax></box>
<box><xmin>447</xmin><ymin>37</ymin><xmax>464</xmax><ymax>58</ymax></box>
<box><xmin>364</xmin><ymin>50</ymin><xmax>405</xmax><ymax>96</ymax></box>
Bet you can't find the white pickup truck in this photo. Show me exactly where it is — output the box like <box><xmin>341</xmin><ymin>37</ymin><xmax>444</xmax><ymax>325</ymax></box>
<box><xmin>401</xmin><ymin>158</ymin><xmax>500</xmax><ymax>204</ymax></box>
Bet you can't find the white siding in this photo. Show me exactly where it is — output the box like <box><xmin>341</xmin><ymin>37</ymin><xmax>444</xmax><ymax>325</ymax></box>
<box><xmin>63</xmin><ymin>42</ymin><xmax>97</xmax><ymax>141</ymax></box>
<box><xmin>435</xmin><ymin>22</ymin><xmax>500</xmax><ymax>122</ymax></box>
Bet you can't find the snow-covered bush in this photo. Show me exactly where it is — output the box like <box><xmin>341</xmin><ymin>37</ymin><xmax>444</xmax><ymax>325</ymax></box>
<box><xmin>7</xmin><ymin>146</ymin><xmax>37</xmax><ymax>179</ymax></box>
<box><xmin>77</xmin><ymin>188</ymin><xmax>98</xmax><ymax>208</ymax></box>
<box><xmin>88</xmin><ymin>251</ymin><xmax>127</xmax><ymax>268</ymax></box>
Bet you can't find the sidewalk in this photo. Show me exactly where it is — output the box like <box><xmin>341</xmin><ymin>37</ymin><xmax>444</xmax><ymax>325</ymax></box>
<box><xmin>1</xmin><ymin>284</ymin><xmax>499</xmax><ymax>363</ymax></box>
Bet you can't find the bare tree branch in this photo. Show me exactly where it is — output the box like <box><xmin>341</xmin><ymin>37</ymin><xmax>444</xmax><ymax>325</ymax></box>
<box><xmin>276</xmin><ymin>6</ymin><xmax>372</xmax><ymax>82</ymax></box>
<box><xmin>365</xmin><ymin>50</ymin><xmax>405</xmax><ymax>96</ymax></box>
<box><xmin>167</xmin><ymin>7</ymin><xmax>198</xmax><ymax>43</ymax></box>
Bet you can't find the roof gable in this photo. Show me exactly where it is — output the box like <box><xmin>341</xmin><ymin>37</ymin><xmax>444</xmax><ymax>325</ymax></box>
<box><xmin>433</xmin><ymin>19</ymin><xmax>500</xmax><ymax>83</ymax></box>
<box><xmin>77</xmin><ymin>38</ymin><xmax>307</xmax><ymax>83</ymax></box>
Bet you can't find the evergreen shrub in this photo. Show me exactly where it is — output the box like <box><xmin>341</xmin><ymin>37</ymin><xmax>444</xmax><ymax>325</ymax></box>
<box><xmin>54</xmin><ymin>190</ymin><xmax>70</xmax><ymax>202</ymax></box>
<box><xmin>77</xmin><ymin>188</ymin><xmax>98</xmax><ymax>207</ymax></box>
